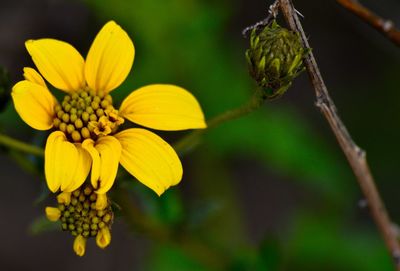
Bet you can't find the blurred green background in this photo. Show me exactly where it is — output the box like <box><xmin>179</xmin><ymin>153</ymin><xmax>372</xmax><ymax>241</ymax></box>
<box><xmin>1</xmin><ymin>0</ymin><xmax>400</xmax><ymax>270</ymax></box>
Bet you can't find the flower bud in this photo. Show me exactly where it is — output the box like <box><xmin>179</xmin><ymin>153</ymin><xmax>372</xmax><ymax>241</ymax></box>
<box><xmin>246</xmin><ymin>20</ymin><xmax>307</xmax><ymax>99</ymax></box>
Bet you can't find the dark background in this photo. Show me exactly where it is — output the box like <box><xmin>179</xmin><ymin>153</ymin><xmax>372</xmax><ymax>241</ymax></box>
<box><xmin>1</xmin><ymin>0</ymin><xmax>400</xmax><ymax>270</ymax></box>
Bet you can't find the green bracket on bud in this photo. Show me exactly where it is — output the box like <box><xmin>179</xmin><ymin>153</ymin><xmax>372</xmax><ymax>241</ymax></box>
<box><xmin>246</xmin><ymin>20</ymin><xmax>309</xmax><ymax>99</ymax></box>
<box><xmin>0</xmin><ymin>67</ymin><xmax>11</xmax><ymax>112</ymax></box>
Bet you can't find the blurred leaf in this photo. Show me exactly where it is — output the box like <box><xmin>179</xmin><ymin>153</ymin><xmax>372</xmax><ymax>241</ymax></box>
<box><xmin>146</xmin><ymin>243</ymin><xmax>208</xmax><ymax>271</ymax></box>
<box><xmin>33</xmin><ymin>182</ymin><xmax>50</xmax><ymax>205</ymax></box>
<box><xmin>258</xmin><ymin>238</ymin><xmax>281</xmax><ymax>271</ymax></box>
<box><xmin>228</xmin><ymin>241</ymin><xmax>281</xmax><ymax>271</ymax></box>
<box><xmin>158</xmin><ymin>189</ymin><xmax>185</xmax><ymax>225</ymax></box>
<box><xmin>29</xmin><ymin>215</ymin><xmax>59</xmax><ymax>235</ymax></box>
<box><xmin>190</xmin><ymin>148</ymin><xmax>248</xmax><ymax>250</ymax></box>
<box><xmin>285</xmin><ymin>213</ymin><xmax>392</xmax><ymax>271</ymax></box>
<box><xmin>119</xmin><ymin>175</ymin><xmax>184</xmax><ymax>226</ymax></box>
<box><xmin>206</xmin><ymin>107</ymin><xmax>353</xmax><ymax>203</ymax></box>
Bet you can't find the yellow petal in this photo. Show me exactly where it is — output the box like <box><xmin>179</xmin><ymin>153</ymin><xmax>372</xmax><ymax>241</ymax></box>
<box><xmin>45</xmin><ymin>131</ymin><xmax>79</xmax><ymax>193</ymax></box>
<box><xmin>96</xmin><ymin>227</ymin><xmax>111</xmax><ymax>249</ymax></box>
<box><xmin>62</xmin><ymin>144</ymin><xmax>91</xmax><ymax>192</ymax></box>
<box><xmin>95</xmin><ymin>193</ymin><xmax>108</xmax><ymax>210</ymax></box>
<box><xmin>25</xmin><ymin>39</ymin><xmax>85</xmax><ymax>92</ymax></box>
<box><xmin>73</xmin><ymin>235</ymin><xmax>86</xmax><ymax>257</ymax></box>
<box><xmin>45</xmin><ymin>207</ymin><xmax>61</xmax><ymax>222</ymax></box>
<box><xmin>11</xmin><ymin>80</ymin><xmax>55</xmax><ymax>130</ymax></box>
<box><xmin>56</xmin><ymin>192</ymin><xmax>71</xmax><ymax>205</ymax></box>
<box><xmin>82</xmin><ymin>139</ymin><xmax>101</xmax><ymax>186</ymax></box>
<box><xmin>95</xmin><ymin>136</ymin><xmax>121</xmax><ymax>194</ymax></box>
<box><xmin>119</xmin><ymin>84</ymin><xmax>207</xmax><ymax>131</ymax></box>
<box><xmin>23</xmin><ymin>67</ymin><xmax>46</xmax><ymax>87</ymax></box>
<box><xmin>82</xmin><ymin>137</ymin><xmax>121</xmax><ymax>194</ymax></box>
<box><xmin>115</xmin><ymin>128</ymin><xmax>183</xmax><ymax>196</ymax></box>
<box><xmin>85</xmin><ymin>21</ymin><xmax>134</xmax><ymax>93</ymax></box>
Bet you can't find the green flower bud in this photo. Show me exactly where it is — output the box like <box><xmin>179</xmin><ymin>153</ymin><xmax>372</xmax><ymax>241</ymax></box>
<box><xmin>246</xmin><ymin>20</ymin><xmax>308</xmax><ymax>99</ymax></box>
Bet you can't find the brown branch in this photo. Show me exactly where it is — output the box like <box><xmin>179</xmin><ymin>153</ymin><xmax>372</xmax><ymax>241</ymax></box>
<box><xmin>337</xmin><ymin>0</ymin><xmax>400</xmax><ymax>47</ymax></box>
<box><xmin>278</xmin><ymin>0</ymin><xmax>400</xmax><ymax>269</ymax></box>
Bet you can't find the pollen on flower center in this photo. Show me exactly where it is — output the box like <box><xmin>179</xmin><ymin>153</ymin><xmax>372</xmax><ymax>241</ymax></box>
<box><xmin>53</xmin><ymin>88</ymin><xmax>124</xmax><ymax>142</ymax></box>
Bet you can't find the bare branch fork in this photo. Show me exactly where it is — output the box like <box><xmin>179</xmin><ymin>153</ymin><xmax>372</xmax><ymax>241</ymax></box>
<box><xmin>276</xmin><ymin>0</ymin><xmax>400</xmax><ymax>269</ymax></box>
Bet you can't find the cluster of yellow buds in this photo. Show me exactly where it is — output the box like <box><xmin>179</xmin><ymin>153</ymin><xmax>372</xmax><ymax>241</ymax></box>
<box><xmin>45</xmin><ymin>184</ymin><xmax>113</xmax><ymax>256</ymax></box>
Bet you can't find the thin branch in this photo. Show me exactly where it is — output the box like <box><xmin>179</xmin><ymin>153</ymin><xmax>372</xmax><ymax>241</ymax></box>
<box><xmin>337</xmin><ymin>0</ymin><xmax>400</xmax><ymax>47</ymax></box>
<box><xmin>278</xmin><ymin>0</ymin><xmax>400</xmax><ymax>269</ymax></box>
<box><xmin>0</xmin><ymin>133</ymin><xmax>44</xmax><ymax>157</ymax></box>
<box><xmin>242</xmin><ymin>0</ymin><xmax>280</xmax><ymax>37</ymax></box>
<box><xmin>280</xmin><ymin>0</ymin><xmax>400</xmax><ymax>271</ymax></box>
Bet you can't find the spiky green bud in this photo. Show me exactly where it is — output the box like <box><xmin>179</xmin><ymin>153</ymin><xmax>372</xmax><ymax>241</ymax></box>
<box><xmin>246</xmin><ymin>20</ymin><xmax>308</xmax><ymax>99</ymax></box>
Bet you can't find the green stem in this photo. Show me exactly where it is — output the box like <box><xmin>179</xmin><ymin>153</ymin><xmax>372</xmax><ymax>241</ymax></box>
<box><xmin>0</xmin><ymin>133</ymin><xmax>44</xmax><ymax>157</ymax></box>
<box><xmin>174</xmin><ymin>87</ymin><xmax>266</xmax><ymax>154</ymax></box>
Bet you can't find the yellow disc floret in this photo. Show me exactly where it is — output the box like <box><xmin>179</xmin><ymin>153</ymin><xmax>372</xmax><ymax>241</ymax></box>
<box><xmin>45</xmin><ymin>184</ymin><xmax>113</xmax><ymax>243</ymax></box>
<box><xmin>53</xmin><ymin>88</ymin><xmax>124</xmax><ymax>142</ymax></box>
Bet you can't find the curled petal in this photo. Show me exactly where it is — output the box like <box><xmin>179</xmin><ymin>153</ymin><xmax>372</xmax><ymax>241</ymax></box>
<box><xmin>119</xmin><ymin>84</ymin><xmax>206</xmax><ymax>131</ymax></box>
<box><xmin>11</xmin><ymin>80</ymin><xmax>56</xmax><ymax>130</ymax></box>
<box><xmin>45</xmin><ymin>207</ymin><xmax>61</xmax><ymax>222</ymax></box>
<box><xmin>95</xmin><ymin>193</ymin><xmax>108</xmax><ymax>210</ymax></box>
<box><xmin>82</xmin><ymin>137</ymin><xmax>121</xmax><ymax>194</ymax></box>
<box><xmin>62</xmin><ymin>144</ymin><xmax>91</xmax><ymax>192</ymax></box>
<box><xmin>23</xmin><ymin>67</ymin><xmax>46</xmax><ymax>87</ymax></box>
<box><xmin>85</xmin><ymin>21</ymin><xmax>135</xmax><ymax>93</ymax></box>
<box><xmin>115</xmin><ymin>128</ymin><xmax>183</xmax><ymax>196</ymax></box>
<box><xmin>82</xmin><ymin>139</ymin><xmax>100</xmax><ymax>185</ymax></box>
<box><xmin>56</xmin><ymin>192</ymin><xmax>71</xmax><ymax>205</ymax></box>
<box><xmin>25</xmin><ymin>39</ymin><xmax>85</xmax><ymax>92</ymax></box>
<box><xmin>96</xmin><ymin>227</ymin><xmax>111</xmax><ymax>249</ymax></box>
<box><xmin>45</xmin><ymin>132</ymin><xmax>87</xmax><ymax>193</ymax></box>
<box><xmin>73</xmin><ymin>235</ymin><xmax>86</xmax><ymax>257</ymax></box>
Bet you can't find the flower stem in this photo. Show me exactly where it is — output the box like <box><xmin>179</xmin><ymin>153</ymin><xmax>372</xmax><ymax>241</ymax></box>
<box><xmin>174</xmin><ymin>87</ymin><xmax>266</xmax><ymax>154</ymax></box>
<box><xmin>0</xmin><ymin>133</ymin><xmax>44</xmax><ymax>157</ymax></box>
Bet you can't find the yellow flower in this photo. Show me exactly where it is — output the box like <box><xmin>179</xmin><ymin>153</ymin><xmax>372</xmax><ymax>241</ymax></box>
<box><xmin>12</xmin><ymin>21</ymin><xmax>206</xmax><ymax>196</ymax></box>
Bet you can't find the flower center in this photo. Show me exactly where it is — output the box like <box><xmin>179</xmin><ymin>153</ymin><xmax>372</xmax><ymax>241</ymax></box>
<box><xmin>58</xmin><ymin>184</ymin><xmax>113</xmax><ymax>238</ymax></box>
<box><xmin>53</xmin><ymin>88</ymin><xmax>124</xmax><ymax>142</ymax></box>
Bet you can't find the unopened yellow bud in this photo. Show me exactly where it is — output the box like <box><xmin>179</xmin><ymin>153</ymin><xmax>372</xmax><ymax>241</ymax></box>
<box><xmin>73</xmin><ymin>235</ymin><xmax>87</xmax><ymax>257</ymax></box>
<box><xmin>45</xmin><ymin>207</ymin><xmax>61</xmax><ymax>222</ymax></box>
<box><xmin>96</xmin><ymin>227</ymin><xmax>111</xmax><ymax>249</ymax></box>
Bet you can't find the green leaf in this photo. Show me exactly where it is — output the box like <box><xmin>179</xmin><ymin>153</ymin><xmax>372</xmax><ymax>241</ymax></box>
<box><xmin>285</xmin><ymin>213</ymin><xmax>393</xmax><ymax>271</ymax></box>
<box><xmin>29</xmin><ymin>215</ymin><xmax>59</xmax><ymax>235</ymax></box>
<box><xmin>146</xmin><ymin>243</ymin><xmax>209</xmax><ymax>271</ymax></box>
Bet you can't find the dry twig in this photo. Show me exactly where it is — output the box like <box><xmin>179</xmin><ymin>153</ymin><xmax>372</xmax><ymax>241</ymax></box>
<box><xmin>337</xmin><ymin>0</ymin><xmax>400</xmax><ymax>47</ymax></box>
<box><xmin>278</xmin><ymin>0</ymin><xmax>400</xmax><ymax>269</ymax></box>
